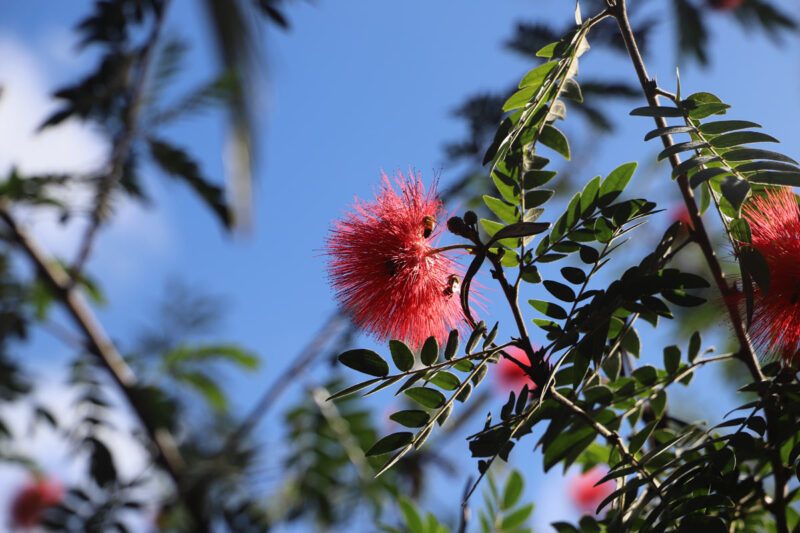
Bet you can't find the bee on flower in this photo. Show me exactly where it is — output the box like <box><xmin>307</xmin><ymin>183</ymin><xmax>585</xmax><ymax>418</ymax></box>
<box><xmin>325</xmin><ymin>170</ymin><xmax>478</xmax><ymax>348</ymax></box>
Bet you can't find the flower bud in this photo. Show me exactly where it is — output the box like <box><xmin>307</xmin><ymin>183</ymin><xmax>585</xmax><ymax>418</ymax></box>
<box><xmin>463</xmin><ymin>210</ymin><xmax>478</xmax><ymax>226</ymax></box>
<box><xmin>447</xmin><ymin>216</ymin><xmax>467</xmax><ymax>236</ymax></box>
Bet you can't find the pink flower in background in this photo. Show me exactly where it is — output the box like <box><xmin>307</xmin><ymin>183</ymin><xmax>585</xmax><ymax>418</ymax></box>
<box><xmin>496</xmin><ymin>347</ymin><xmax>537</xmax><ymax>392</ymax></box>
<box><xmin>326</xmin><ymin>171</ymin><xmax>475</xmax><ymax>348</ymax></box>
<box><xmin>10</xmin><ymin>476</ymin><xmax>64</xmax><ymax>528</ymax></box>
<box><xmin>570</xmin><ymin>468</ymin><xmax>615</xmax><ymax>514</ymax></box>
<box><xmin>732</xmin><ymin>187</ymin><xmax>800</xmax><ymax>364</ymax></box>
<box><xmin>669</xmin><ymin>203</ymin><xmax>693</xmax><ymax>233</ymax></box>
<box><xmin>708</xmin><ymin>0</ymin><xmax>745</xmax><ymax>11</ymax></box>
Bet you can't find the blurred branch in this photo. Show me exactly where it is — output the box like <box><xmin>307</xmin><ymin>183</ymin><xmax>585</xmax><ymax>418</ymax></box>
<box><xmin>0</xmin><ymin>202</ymin><xmax>209</xmax><ymax>531</ymax></box>
<box><xmin>310</xmin><ymin>386</ymin><xmax>372</xmax><ymax>480</ymax></box>
<box><xmin>71</xmin><ymin>0</ymin><xmax>172</xmax><ymax>280</ymax></box>
<box><xmin>221</xmin><ymin>312</ymin><xmax>349</xmax><ymax>451</ymax></box>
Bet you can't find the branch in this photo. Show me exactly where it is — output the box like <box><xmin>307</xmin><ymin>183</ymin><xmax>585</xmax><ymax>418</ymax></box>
<box><xmin>221</xmin><ymin>312</ymin><xmax>349</xmax><ymax>451</ymax></box>
<box><xmin>609</xmin><ymin>0</ymin><xmax>763</xmax><ymax>383</ymax></box>
<box><xmin>549</xmin><ymin>387</ymin><xmax>663</xmax><ymax>496</ymax></box>
<box><xmin>0</xmin><ymin>204</ymin><xmax>208</xmax><ymax>530</ymax></box>
<box><xmin>71</xmin><ymin>0</ymin><xmax>172</xmax><ymax>280</ymax></box>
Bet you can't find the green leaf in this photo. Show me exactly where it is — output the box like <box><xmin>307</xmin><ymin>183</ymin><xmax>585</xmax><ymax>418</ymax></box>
<box><xmin>421</xmin><ymin>336</ymin><xmax>439</xmax><ymax>366</ymax></box>
<box><xmin>593</xmin><ymin>217</ymin><xmax>613</xmax><ymax>243</ymax></box>
<box><xmin>630</xmin><ymin>106</ymin><xmax>683</xmax><ymax>117</ymax></box>
<box><xmin>632</xmin><ymin>365</ymin><xmax>657</xmax><ymax>386</ymax></box>
<box><xmin>327</xmin><ymin>378</ymin><xmax>383</xmax><ymax>400</ymax></box>
<box><xmin>663</xmin><ymin>345</ymin><xmax>681</xmax><ymax>374</ymax></box>
<box><xmin>338</xmin><ymin>349</ymin><xmax>390</xmax><ymax>377</ymax></box>
<box><xmin>519</xmin><ymin>61</ymin><xmax>559</xmax><ymax>88</ymax></box>
<box><xmin>148</xmin><ymin>138</ymin><xmax>231</xmax><ymax>228</ymax></box>
<box><xmin>405</xmin><ymin>387</ymin><xmax>446</xmax><ymax>409</ymax></box>
<box><xmin>698</xmin><ymin>120</ymin><xmax>761</xmax><ymax>135</ymax></box>
<box><xmin>562</xmin><ymin>78</ymin><xmax>583</xmax><ymax>102</ymax></box>
<box><xmin>740</xmin><ymin>247</ymin><xmax>771</xmax><ymax>295</ymax></box>
<box><xmin>688</xmin><ymin>331</ymin><xmax>702</xmax><ymax>362</ymax></box>
<box><xmin>735</xmin><ymin>160</ymin><xmax>799</xmax><ymax>173</ymax></box>
<box><xmin>629</xmin><ymin>421</ymin><xmax>657</xmax><ymax>454</ymax></box>
<box><xmin>483</xmin><ymin>322</ymin><xmax>499</xmax><ymax>348</ymax></box>
<box><xmin>444</xmin><ymin>329</ymin><xmax>460</xmax><ymax>361</ymax></box>
<box><xmin>389</xmin><ymin>340</ymin><xmax>415</xmax><ymax>372</ymax></box>
<box><xmin>688</xmin><ymin>167</ymin><xmax>731</xmax><ymax>189</ymax></box>
<box><xmin>643</xmin><ymin>125</ymin><xmax>693</xmax><ymax>141</ymax></box>
<box><xmin>493</xmin><ymin>171</ymin><xmax>520</xmax><ymax>203</ymax></box>
<box><xmin>487</xmin><ymin>221</ymin><xmax>551</xmax><ymax>246</ymax></box>
<box><xmin>523</xmin><ymin>170</ymin><xmax>557</xmax><ymax>188</ymax></box>
<box><xmin>429</xmin><ymin>371</ymin><xmax>460</xmax><ymax>391</ymax></box>
<box><xmin>502</xmin><ymin>86</ymin><xmax>536</xmax><ymax>112</ymax></box>
<box><xmin>398</xmin><ymin>498</ymin><xmax>424</xmax><ymax>533</ymax></box>
<box><xmin>748</xmin><ymin>170</ymin><xmax>800</xmax><ymax>187</ymax></box>
<box><xmin>466</xmin><ymin>322</ymin><xmax>486</xmax><ymax>353</ymax></box>
<box><xmin>720</xmin><ymin>176</ymin><xmax>751</xmax><ymax>210</ymax></box>
<box><xmin>367</xmin><ymin>432</ymin><xmax>414</xmax><ymax>456</ymax></box>
<box><xmin>651</xmin><ymin>390</ymin><xmax>667</xmax><ymax>419</ymax></box>
<box><xmin>524</xmin><ymin>189</ymin><xmax>555</xmax><ymax>208</ymax></box>
<box><xmin>390</xmin><ymin>410</ymin><xmax>430</xmax><ymax>428</ymax></box>
<box><xmin>529</xmin><ymin>299</ymin><xmax>567</xmax><ymax>320</ymax></box>
<box><xmin>502</xmin><ymin>471</ymin><xmax>525</xmax><ymax>510</ymax></box>
<box><xmin>501</xmin><ymin>503</ymin><xmax>533</xmax><ymax>529</ymax></box>
<box><xmin>540</xmin><ymin>125</ymin><xmax>570</xmax><ymax>160</ymax></box>
<box><xmin>561</xmin><ymin>266</ymin><xmax>586</xmax><ymax>284</ymax></box>
<box><xmin>543</xmin><ymin>280</ymin><xmax>576</xmax><ymax>302</ymax></box>
<box><xmin>672</xmin><ymin>154</ymin><xmax>721</xmax><ymax>179</ymax></box>
<box><xmin>536</xmin><ymin>42</ymin><xmax>558</xmax><ymax>58</ymax></box>
<box><xmin>723</xmin><ymin>148</ymin><xmax>798</xmax><ymax>165</ymax></box>
<box><xmin>579</xmin><ymin>176</ymin><xmax>601</xmax><ymax>216</ymax></box>
<box><xmin>484</xmin><ymin>195</ymin><xmax>519</xmax><ymax>224</ymax></box>
<box><xmin>709</xmin><ymin>131</ymin><xmax>778</xmax><ymax>148</ymax></box>
<box><xmin>598</xmin><ymin>162</ymin><xmax>637</xmax><ymax>206</ymax></box>
<box><xmin>657</xmin><ymin>140</ymin><xmax>708</xmax><ymax>162</ymax></box>
<box><xmin>177</xmin><ymin>371</ymin><xmax>227</xmax><ymax>411</ymax></box>
<box><xmin>163</xmin><ymin>343</ymin><xmax>259</xmax><ymax>370</ymax></box>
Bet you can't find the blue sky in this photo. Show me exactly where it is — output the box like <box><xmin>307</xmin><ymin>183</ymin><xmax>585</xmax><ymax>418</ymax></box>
<box><xmin>1</xmin><ymin>0</ymin><xmax>800</xmax><ymax>531</ymax></box>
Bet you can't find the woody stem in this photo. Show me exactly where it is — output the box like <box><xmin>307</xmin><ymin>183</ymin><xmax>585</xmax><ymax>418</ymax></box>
<box><xmin>609</xmin><ymin>0</ymin><xmax>763</xmax><ymax>382</ymax></box>
<box><xmin>611</xmin><ymin>1</ymin><xmax>789</xmax><ymax>531</ymax></box>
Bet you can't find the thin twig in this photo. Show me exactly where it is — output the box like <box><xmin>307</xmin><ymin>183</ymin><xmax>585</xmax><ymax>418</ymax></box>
<box><xmin>71</xmin><ymin>0</ymin><xmax>172</xmax><ymax>280</ymax></box>
<box><xmin>221</xmin><ymin>313</ymin><xmax>349</xmax><ymax>451</ymax></box>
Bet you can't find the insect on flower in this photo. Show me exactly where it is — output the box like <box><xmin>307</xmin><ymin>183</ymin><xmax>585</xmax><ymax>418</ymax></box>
<box><xmin>733</xmin><ymin>187</ymin><xmax>800</xmax><ymax>365</ymax></box>
<box><xmin>325</xmin><ymin>170</ymin><xmax>479</xmax><ymax>348</ymax></box>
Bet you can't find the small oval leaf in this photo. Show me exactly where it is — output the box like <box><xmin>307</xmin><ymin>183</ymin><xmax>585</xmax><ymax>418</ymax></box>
<box><xmin>338</xmin><ymin>349</ymin><xmax>390</xmax><ymax>377</ymax></box>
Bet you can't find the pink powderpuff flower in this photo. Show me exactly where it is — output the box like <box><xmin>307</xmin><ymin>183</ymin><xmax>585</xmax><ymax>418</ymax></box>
<box><xmin>10</xmin><ymin>476</ymin><xmax>64</xmax><ymax>528</ymax></box>
<box><xmin>731</xmin><ymin>187</ymin><xmax>800</xmax><ymax>365</ymax></box>
<box><xmin>326</xmin><ymin>170</ymin><xmax>476</xmax><ymax>348</ymax></box>
<box><xmin>495</xmin><ymin>347</ymin><xmax>537</xmax><ymax>393</ymax></box>
<box><xmin>569</xmin><ymin>467</ymin><xmax>615</xmax><ymax>514</ymax></box>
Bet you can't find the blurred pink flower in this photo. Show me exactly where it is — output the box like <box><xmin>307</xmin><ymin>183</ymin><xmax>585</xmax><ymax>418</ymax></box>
<box><xmin>569</xmin><ymin>467</ymin><xmax>615</xmax><ymax>514</ymax></box>
<box><xmin>10</xmin><ymin>476</ymin><xmax>64</xmax><ymax>528</ymax></box>
<box><xmin>495</xmin><ymin>347</ymin><xmax>537</xmax><ymax>393</ymax></box>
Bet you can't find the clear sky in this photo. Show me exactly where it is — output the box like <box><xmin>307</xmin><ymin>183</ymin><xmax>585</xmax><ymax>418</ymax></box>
<box><xmin>1</xmin><ymin>0</ymin><xmax>799</xmax><ymax>531</ymax></box>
